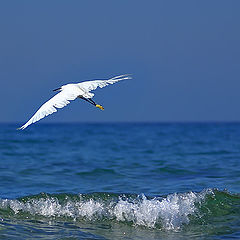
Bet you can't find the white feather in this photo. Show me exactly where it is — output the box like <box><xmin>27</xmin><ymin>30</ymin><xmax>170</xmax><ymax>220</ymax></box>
<box><xmin>18</xmin><ymin>74</ymin><xmax>131</xmax><ymax>130</ymax></box>
<box><xmin>79</xmin><ymin>74</ymin><xmax>131</xmax><ymax>97</ymax></box>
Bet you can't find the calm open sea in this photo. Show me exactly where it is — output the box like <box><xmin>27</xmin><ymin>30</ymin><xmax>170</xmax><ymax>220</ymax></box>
<box><xmin>0</xmin><ymin>123</ymin><xmax>240</xmax><ymax>239</ymax></box>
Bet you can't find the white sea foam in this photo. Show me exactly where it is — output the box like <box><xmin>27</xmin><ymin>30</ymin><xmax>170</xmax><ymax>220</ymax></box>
<box><xmin>0</xmin><ymin>190</ymin><xmax>212</xmax><ymax>230</ymax></box>
<box><xmin>111</xmin><ymin>191</ymin><xmax>209</xmax><ymax>229</ymax></box>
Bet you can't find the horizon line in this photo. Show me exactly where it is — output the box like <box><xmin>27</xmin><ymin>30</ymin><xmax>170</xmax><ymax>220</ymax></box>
<box><xmin>2</xmin><ymin>120</ymin><xmax>240</xmax><ymax>125</ymax></box>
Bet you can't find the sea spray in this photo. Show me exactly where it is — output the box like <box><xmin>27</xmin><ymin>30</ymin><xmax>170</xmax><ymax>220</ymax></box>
<box><xmin>0</xmin><ymin>189</ymin><xmax>213</xmax><ymax>230</ymax></box>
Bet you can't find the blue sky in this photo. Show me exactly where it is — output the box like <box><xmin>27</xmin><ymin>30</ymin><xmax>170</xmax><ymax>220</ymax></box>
<box><xmin>0</xmin><ymin>0</ymin><xmax>240</xmax><ymax>123</ymax></box>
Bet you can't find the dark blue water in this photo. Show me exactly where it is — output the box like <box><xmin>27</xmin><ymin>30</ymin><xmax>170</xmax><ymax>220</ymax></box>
<box><xmin>1</xmin><ymin>123</ymin><xmax>240</xmax><ymax>239</ymax></box>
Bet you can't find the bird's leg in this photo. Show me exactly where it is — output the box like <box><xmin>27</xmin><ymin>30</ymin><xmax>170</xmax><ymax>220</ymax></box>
<box><xmin>88</xmin><ymin>98</ymin><xmax>97</xmax><ymax>105</ymax></box>
<box><xmin>89</xmin><ymin>98</ymin><xmax>104</xmax><ymax>110</ymax></box>
<box><xmin>79</xmin><ymin>96</ymin><xmax>95</xmax><ymax>105</ymax></box>
<box><xmin>90</xmin><ymin>99</ymin><xmax>104</xmax><ymax>110</ymax></box>
<box><xmin>78</xmin><ymin>96</ymin><xmax>104</xmax><ymax>110</ymax></box>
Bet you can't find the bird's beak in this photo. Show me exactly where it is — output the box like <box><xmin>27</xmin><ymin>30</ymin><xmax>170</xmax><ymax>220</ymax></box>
<box><xmin>96</xmin><ymin>104</ymin><xmax>104</xmax><ymax>110</ymax></box>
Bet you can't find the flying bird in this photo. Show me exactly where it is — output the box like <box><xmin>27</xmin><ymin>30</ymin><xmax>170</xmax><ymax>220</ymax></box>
<box><xmin>18</xmin><ymin>74</ymin><xmax>131</xmax><ymax>130</ymax></box>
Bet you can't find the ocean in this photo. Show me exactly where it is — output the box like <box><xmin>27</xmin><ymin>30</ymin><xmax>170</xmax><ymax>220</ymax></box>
<box><xmin>0</xmin><ymin>122</ymin><xmax>240</xmax><ymax>239</ymax></box>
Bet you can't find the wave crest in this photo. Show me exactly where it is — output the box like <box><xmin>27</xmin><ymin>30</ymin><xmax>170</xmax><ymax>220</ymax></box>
<box><xmin>0</xmin><ymin>189</ymin><xmax>233</xmax><ymax>230</ymax></box>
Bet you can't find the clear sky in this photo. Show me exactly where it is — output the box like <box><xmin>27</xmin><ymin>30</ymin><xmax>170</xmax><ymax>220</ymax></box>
<box><xmin>0</xmin><ymin>0</ymin><xmax>240</xmax><ymax>123</ymax></box>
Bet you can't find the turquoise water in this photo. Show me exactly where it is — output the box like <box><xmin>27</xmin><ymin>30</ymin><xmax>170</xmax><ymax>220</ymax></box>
<box><xmin>1</xmin><ymin>123</ymin><xmax>240</xmax><ymax>239</ymax></box>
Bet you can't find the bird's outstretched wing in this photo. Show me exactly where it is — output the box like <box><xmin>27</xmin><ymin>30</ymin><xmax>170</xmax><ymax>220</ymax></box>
<box><xmin>78</xmin><ymin>74</ymin><xmax>131</xmax><ymax>98</ymax></box>
<box><xmin>19</xmin><ymin>74</ymin><xmax>131</xmax><ymax>130</ymax></box>
<box><xmin>18</xmin><ymin>86</ymin><xmax>80</xmax><ymax>130</ymax></box>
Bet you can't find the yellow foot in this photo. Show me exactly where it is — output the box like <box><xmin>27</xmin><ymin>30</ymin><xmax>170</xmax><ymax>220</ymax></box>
<box><xmin>96</xmin><ymin>104</ymin><xmax>104</xmax><ymax>110</ymax></box>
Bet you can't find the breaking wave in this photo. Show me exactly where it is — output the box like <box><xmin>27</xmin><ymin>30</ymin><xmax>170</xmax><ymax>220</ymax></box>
<box><xmin>0</xmin><ymin>189</ymin><xmax>239</xmax><ymax>231</ymax></box>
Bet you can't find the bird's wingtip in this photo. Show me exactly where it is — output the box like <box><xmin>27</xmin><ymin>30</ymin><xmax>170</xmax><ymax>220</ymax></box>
<box><xmin>111</xmin><ymin>74</ymin><xmax>133</xmax><ymax>81</ymax></box>
<box><xmin>123</xmin><ymin>74</ymin><xmax>132</xmax><ymax>78</ymax></box>
<box><xmin>17</xmin><ymin>125</ymin><xmax>26</xmax><ymax>130</ymax></box>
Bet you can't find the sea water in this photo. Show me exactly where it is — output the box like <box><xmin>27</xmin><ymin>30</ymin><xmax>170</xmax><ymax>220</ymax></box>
<box><xmin>0</xmin><ymin>123</ymin><xmax>240</xmax><ymax>239</ymax></box>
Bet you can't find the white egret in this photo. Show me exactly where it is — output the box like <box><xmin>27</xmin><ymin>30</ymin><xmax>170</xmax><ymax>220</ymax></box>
<box><xmin>18</xmin><ymin>74</ymin><xmax>131</xmax><ymax>130</ymax></box>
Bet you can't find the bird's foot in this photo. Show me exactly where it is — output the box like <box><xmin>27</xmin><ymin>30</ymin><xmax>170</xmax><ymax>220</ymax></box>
<box><xmin>96</xmin><ymin>104</ymin><xmax>104</xmax><ymax>110</ymax></box>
